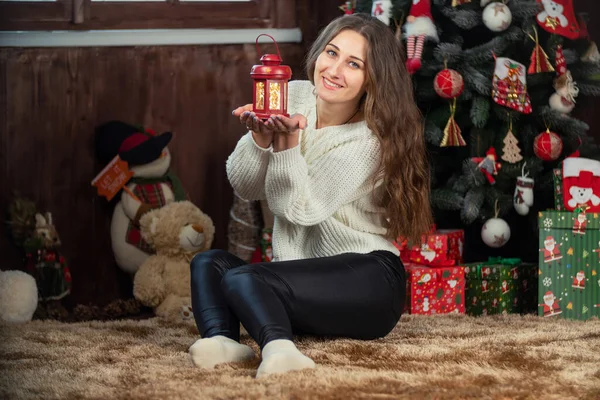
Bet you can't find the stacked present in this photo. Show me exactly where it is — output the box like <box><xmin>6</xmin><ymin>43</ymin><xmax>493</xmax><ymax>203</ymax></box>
<box><xmin>397</xmin><ymin>227</ymin><xmax>467</xmax><ymax>315</ymax></box>
<box><xmin>396</xmin><ymin>226</ymin><xmax>464</xmax><ymax>266</ymax></box>
<box><xmin>538</xmin><ymin>209</ymin><xmax>600</xmax><ymax>320</ymax></box>
<box><xmin>404</xmin><ymin>262</ymin><xmax>465</xmax><ymax>315</ymax></box>
<box><xmin>537</xmin><ymin>156</ymin><xmax>600</xmax><ymax>320</ymax></box>
<box><xmin>463</xmin><ymin>258</ymin><xmax>537</xmax><ymax>316</ymax></box>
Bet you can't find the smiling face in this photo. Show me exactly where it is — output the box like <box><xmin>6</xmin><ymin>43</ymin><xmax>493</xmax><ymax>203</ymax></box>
<box><xmin>313</xmin><ymin>29</ymin><xmax>368</xmax><ymax>108</ymax></box>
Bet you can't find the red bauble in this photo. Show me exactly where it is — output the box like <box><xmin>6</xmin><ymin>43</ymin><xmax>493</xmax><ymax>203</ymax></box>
<box><xmin>434</xmin><ymin>69</ymin><xmax>464</xmax><ymax>99</ymax></box>
<box><xmin>533</xmin><ymin>129</ymin><xmax>563</xmax><ymax>161</ymax></box>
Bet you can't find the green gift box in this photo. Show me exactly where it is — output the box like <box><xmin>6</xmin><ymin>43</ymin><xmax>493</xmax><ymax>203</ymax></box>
<box><xmin>464</xmin><ymin>258</ymin><xmax>537</xmax><ymax>316</ymax></box>
<box><xmin>538</xmin><ymin>210</ymin><xmax>600</xmax><ymax>320</ymax></box>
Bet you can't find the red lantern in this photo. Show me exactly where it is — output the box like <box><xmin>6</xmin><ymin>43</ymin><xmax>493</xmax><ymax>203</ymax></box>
<box><xmin>434</xmin><ymin>69</ymin><xmax>464</xmax><ymax>99</ymax></box>
<box><xmin>251</xmin><ymin>34</ymin><xmax>292</xmax><ymax>120</ymax></box>
<box><xmin>534</xmin><ymin>128</ymin><xmax>563</xmax><ymax>161</ymax></box>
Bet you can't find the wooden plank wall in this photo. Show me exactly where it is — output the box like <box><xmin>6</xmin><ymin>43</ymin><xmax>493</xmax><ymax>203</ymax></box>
<box><xmin>0</xmin><ymin>0</ymin><xmax>340</xmax><ymax>308</ymax></box>
<box><xmin>1</xmin><ymin>1</ymin><xmax>598</xmax><ymax>308</ymax></box>
<box><xmin>0</xmin><ymin>44</ymin><xmax>307</xmax><ymax>306</ymax></box>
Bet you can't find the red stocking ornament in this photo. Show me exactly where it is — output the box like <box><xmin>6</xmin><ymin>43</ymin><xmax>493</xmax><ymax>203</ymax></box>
<box><xmin>491</xmin><ymin>55</ymin><xmax>532</xmax><ymax>114</ymax></box>
<box><xmin>536</xmin><ymin>0</ymin><xmax>580</xmax><ymax>39</ymax></box>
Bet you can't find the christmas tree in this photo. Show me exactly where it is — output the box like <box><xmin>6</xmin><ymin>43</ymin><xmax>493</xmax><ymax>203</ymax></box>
<box><xmin>348</xmin><ymin>0</ymin><xmax>600</xmax><ymax>261</ymax></box>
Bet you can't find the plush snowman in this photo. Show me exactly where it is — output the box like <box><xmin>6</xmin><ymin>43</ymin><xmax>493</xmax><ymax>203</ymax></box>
<box><xmin>95</xmin><ymin>121</ymin><xmax>187</xmax><ymax>275</ymax></box>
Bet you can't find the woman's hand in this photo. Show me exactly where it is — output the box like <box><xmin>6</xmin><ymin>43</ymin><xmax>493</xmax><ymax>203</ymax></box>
<box><xmin>266</xmin><ymin>114</ymin><xmax>307</xmax><ymax>152</ymax></box>
<box><xmin>232</xmin><ymin>104</ymin><xmax>273</xmax><ymax>149</ymax></box>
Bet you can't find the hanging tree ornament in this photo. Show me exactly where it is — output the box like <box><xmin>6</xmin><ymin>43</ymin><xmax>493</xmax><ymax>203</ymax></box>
<box><xmin>434</xmin><ymin>65</ymin><xmax>464</xmax><ymax>99</ymax></box>
<box><xmin>534</xmin><ymin>127</ymin><xmax>563</xmax><ymax>161</ymax></box>
<box><xmin>483</xmin><ymin>1</ymin><xmax>512</xmax><ymax>32</ymax></box>
<box><xmin>339</xmin><ymin>1</ymin><xmax>355</xmax><ymax>15</ymax></box>
<box><xmin>472</xmin><ymin>147</ymin><xmax>501</xmax><ymax>185</ymax></box>
<box><xmin>549</xmin><ymin>45</ymin><xmax>579</xmax><ymax>114</ymax></box>
<box><xmin>527</xmin><ymin>26</ymin><xmax>555</xmax><ymax>74</ymax></box>
<box><xmin>536</xmin><ymin>0</ymin><xmax>580</xmax><ymax>40</ymax></box>
<box><xmin>440</xmin><ymin>98</ymin><xmax>466</xmax><ymax>147</ymax></box>
<box><xmin>581</xmin><ymin>41</ymin><xmax>600</xmax><ymax>63</ymax></box>
<box><xmin>491</xmin><ymin>53</ymin><xmax>532</xmax><ymax>114</ymax></box>
<box><xmin>514</xmin><ymin>162</ymin><xmax>535</xmax><ymax>216</ymax></box>
<box><xmin>501</xmin><ymin>115</ymin><xmax>523</xmax><ymax>163</ymax></box>
<box><xmin>452</xmin><ymin>0</ymin><xmax>472</xmax><ymax>6</ymax></box>
<box><xmin>371</xmin><ymin>0</ymin><xmax>393</xmax><ymax>26</ymax></box>
<box><xmin>482</xmin><ymin>200</ymin><xmax>511</xmax><ymax>248</ymax></box>
<box><xmin>403</xmin><ymin>0</ymin><xmax>439</xmax><ymax>75</ymax></box>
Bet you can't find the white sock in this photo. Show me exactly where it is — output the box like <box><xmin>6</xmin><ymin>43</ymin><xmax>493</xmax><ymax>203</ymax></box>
<box><xmin>256</xmin><ymin>339</ymin><xmax>316</xmax><ymax>378</ymax></box>
<box><xmin>189</xmin><ymin>335</ymin><xmax>256</xmax><ymax>369</ymax></box>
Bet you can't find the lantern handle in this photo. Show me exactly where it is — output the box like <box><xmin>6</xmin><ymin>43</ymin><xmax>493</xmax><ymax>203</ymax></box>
<box><xmin>255</xmin><ymin>34</ymin><xmax>282</xmax><ymax>60</ymax></box>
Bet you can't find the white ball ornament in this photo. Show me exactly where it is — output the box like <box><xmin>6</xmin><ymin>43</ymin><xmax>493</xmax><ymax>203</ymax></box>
<box><xmin>483</xmin><ymin>2</ymin><xmax>512</xmax><ymax>32</ymax></box>
<box><xmin>481</xmin><ymin>218</ymin><xmax>511</xmax><ymax>248</ymax></box>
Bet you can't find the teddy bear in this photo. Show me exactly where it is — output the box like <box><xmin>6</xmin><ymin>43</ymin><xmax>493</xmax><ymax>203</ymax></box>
<box><xmin>95</xmin><ymin>121</ymin><xmax>187</xmax><ymax>275</ymax></box>
<box><xmin>537</xmin><ymin>0</ymin><xmax>568</xmax><ymax>28</ymax></box>
<box><xmin>132</xmin><ymin>200</ymin><xmax>214</xmax><ymax>320</ymax></box>
<box><xmin>0</xmin><ymin>269</ymin><xmax>38</xmax><ymax>323</ymax></box>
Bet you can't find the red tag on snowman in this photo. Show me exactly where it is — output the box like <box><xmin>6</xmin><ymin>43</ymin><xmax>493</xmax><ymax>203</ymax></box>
<box><xmin>562</xmin><ymin>157</ymin><xmax>600</xmax><ymax>212</ymax></box>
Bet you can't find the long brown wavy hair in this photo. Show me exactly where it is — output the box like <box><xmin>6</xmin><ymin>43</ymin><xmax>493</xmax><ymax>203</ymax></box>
<box><xmin>305</xmin><ymin>13</ymin><xmax>433</xmax><ymax>244</ymax></box>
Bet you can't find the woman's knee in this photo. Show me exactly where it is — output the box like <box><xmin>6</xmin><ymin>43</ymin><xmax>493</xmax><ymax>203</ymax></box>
<box><xmin>190</xmin><ymin>249</ymin><xmax>236</xmax><ymax>278</ymax></box>
<box><xmin>220</xmin><ymin>266</ymin><xmax>256</xmax><ymax>297</ymax></box>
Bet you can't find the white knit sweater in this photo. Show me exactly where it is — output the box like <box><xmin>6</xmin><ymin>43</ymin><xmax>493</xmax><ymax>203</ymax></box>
<box><xmin>226</xmin><ymin>80</ymin><xmax>399</xmax><ymax>261</ymax></box>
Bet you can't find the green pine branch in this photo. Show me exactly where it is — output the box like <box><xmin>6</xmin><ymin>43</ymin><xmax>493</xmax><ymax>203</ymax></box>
<box><xmin>470</xmin><ymin>96</ymin><xmax>491</xmax><ymax>128</ymax></box>
<box><xmin>431</xmin><ymin>188</ymin><xmax>464</xmax><ymax>211</ymax></box>
<box><xmin>461</xmin><ymin>187</ymin><xmax>485</xmax><ymax>224</ymax></box>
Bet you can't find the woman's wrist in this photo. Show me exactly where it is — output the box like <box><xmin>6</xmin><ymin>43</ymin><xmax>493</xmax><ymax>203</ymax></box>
<box><xmin>251</xmin><ymin>131</ymin><xmax>273</xmax><ymax>149</ymax></box>
<box><xmin>273</xmin><ymin>132</ymin><xmax>300</xmax><ymax>152</ymax></box>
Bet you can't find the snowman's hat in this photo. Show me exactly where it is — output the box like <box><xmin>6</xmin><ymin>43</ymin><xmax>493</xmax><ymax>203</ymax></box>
<box><xmin>95</xmin><ymin>120</ymin><xmax>172</xmax><ymax>166</ymax></box>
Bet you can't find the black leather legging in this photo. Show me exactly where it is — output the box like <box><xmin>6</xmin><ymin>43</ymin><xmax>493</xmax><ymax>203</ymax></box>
<box><xmin>190</xmin><ymin>249</ymin><xmax>406</xmax><ymax>349</ymax></box>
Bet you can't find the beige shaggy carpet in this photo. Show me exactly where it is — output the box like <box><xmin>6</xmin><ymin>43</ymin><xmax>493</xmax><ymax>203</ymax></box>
<box><xmin>1</xmin><ymin>314</ymin><xmax>600</xmax><ymax>400</ymax></box>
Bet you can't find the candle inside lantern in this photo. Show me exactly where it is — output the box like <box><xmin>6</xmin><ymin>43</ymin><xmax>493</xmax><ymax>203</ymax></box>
<box><xmin>251</xmin><ymin>34</ymin><xmax>292</xmax><ymax>120</ymax></box>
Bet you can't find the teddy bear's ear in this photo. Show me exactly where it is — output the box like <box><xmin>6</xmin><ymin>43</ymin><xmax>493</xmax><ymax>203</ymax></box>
<box><xmin>150</xmin><ymin>216</ymin><xmax>160</xmax><ymax>235</ymax></box>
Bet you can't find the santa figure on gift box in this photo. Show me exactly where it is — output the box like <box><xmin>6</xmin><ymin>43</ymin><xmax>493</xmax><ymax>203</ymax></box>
<box><xmin>472</xmin><ymin>296</ymin><xmax>478</xmax><ymax>306</ymax></box>
<box><xmin>481</xmin><ymin>280</ymin><xmax>489</xmax><ymax>293</ymax></box>
<box><xmin>541</xmin><ymin>291</ymin><xmax>562</xmax><ymax>317</ymax></box>
<box><xmin>572</xmin><ymin>271</ymin><xmax>585</xmax><ymax>289</ymax></box>
<box><xmin>511</xmin><ymin>268</ymin><xmax>519</xmax><ymax>280</ymax></box>
<box><xmin>572</xmin><ymin>210</ymin><xmax>587</xmax><ymax>235</ymax></box>
<box><xmin>481</xmin><ymin>266</ymin><xmax>492</xmax><ymax>279</ymax></box>
<box><xmin>593</xmin><ymin>240</ymin><xmax>600</xmax><ymax>260</ymax></box>
<box><xmin>492</xmin><ymin>298</ymin><xmax>498</xmax><ymax>309</ymax></box>
<box><xmin>420</xmin><ymin>243</ymin><xmax>437</xmax><ymax>263</ymax></box>
<box><xmin>501</xmin><ymin>280</ymin><xmax>510</xmax><ymax>294</ymax></box>
<box><xmin>541</xmin><ymin>236</ymin><xmax>562</xmax><ymax>263</ymax></box>
<box><xmin>513</xmin><ymin>297</ymin><xmax>519</xmax><ymax>308</ymax></box>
